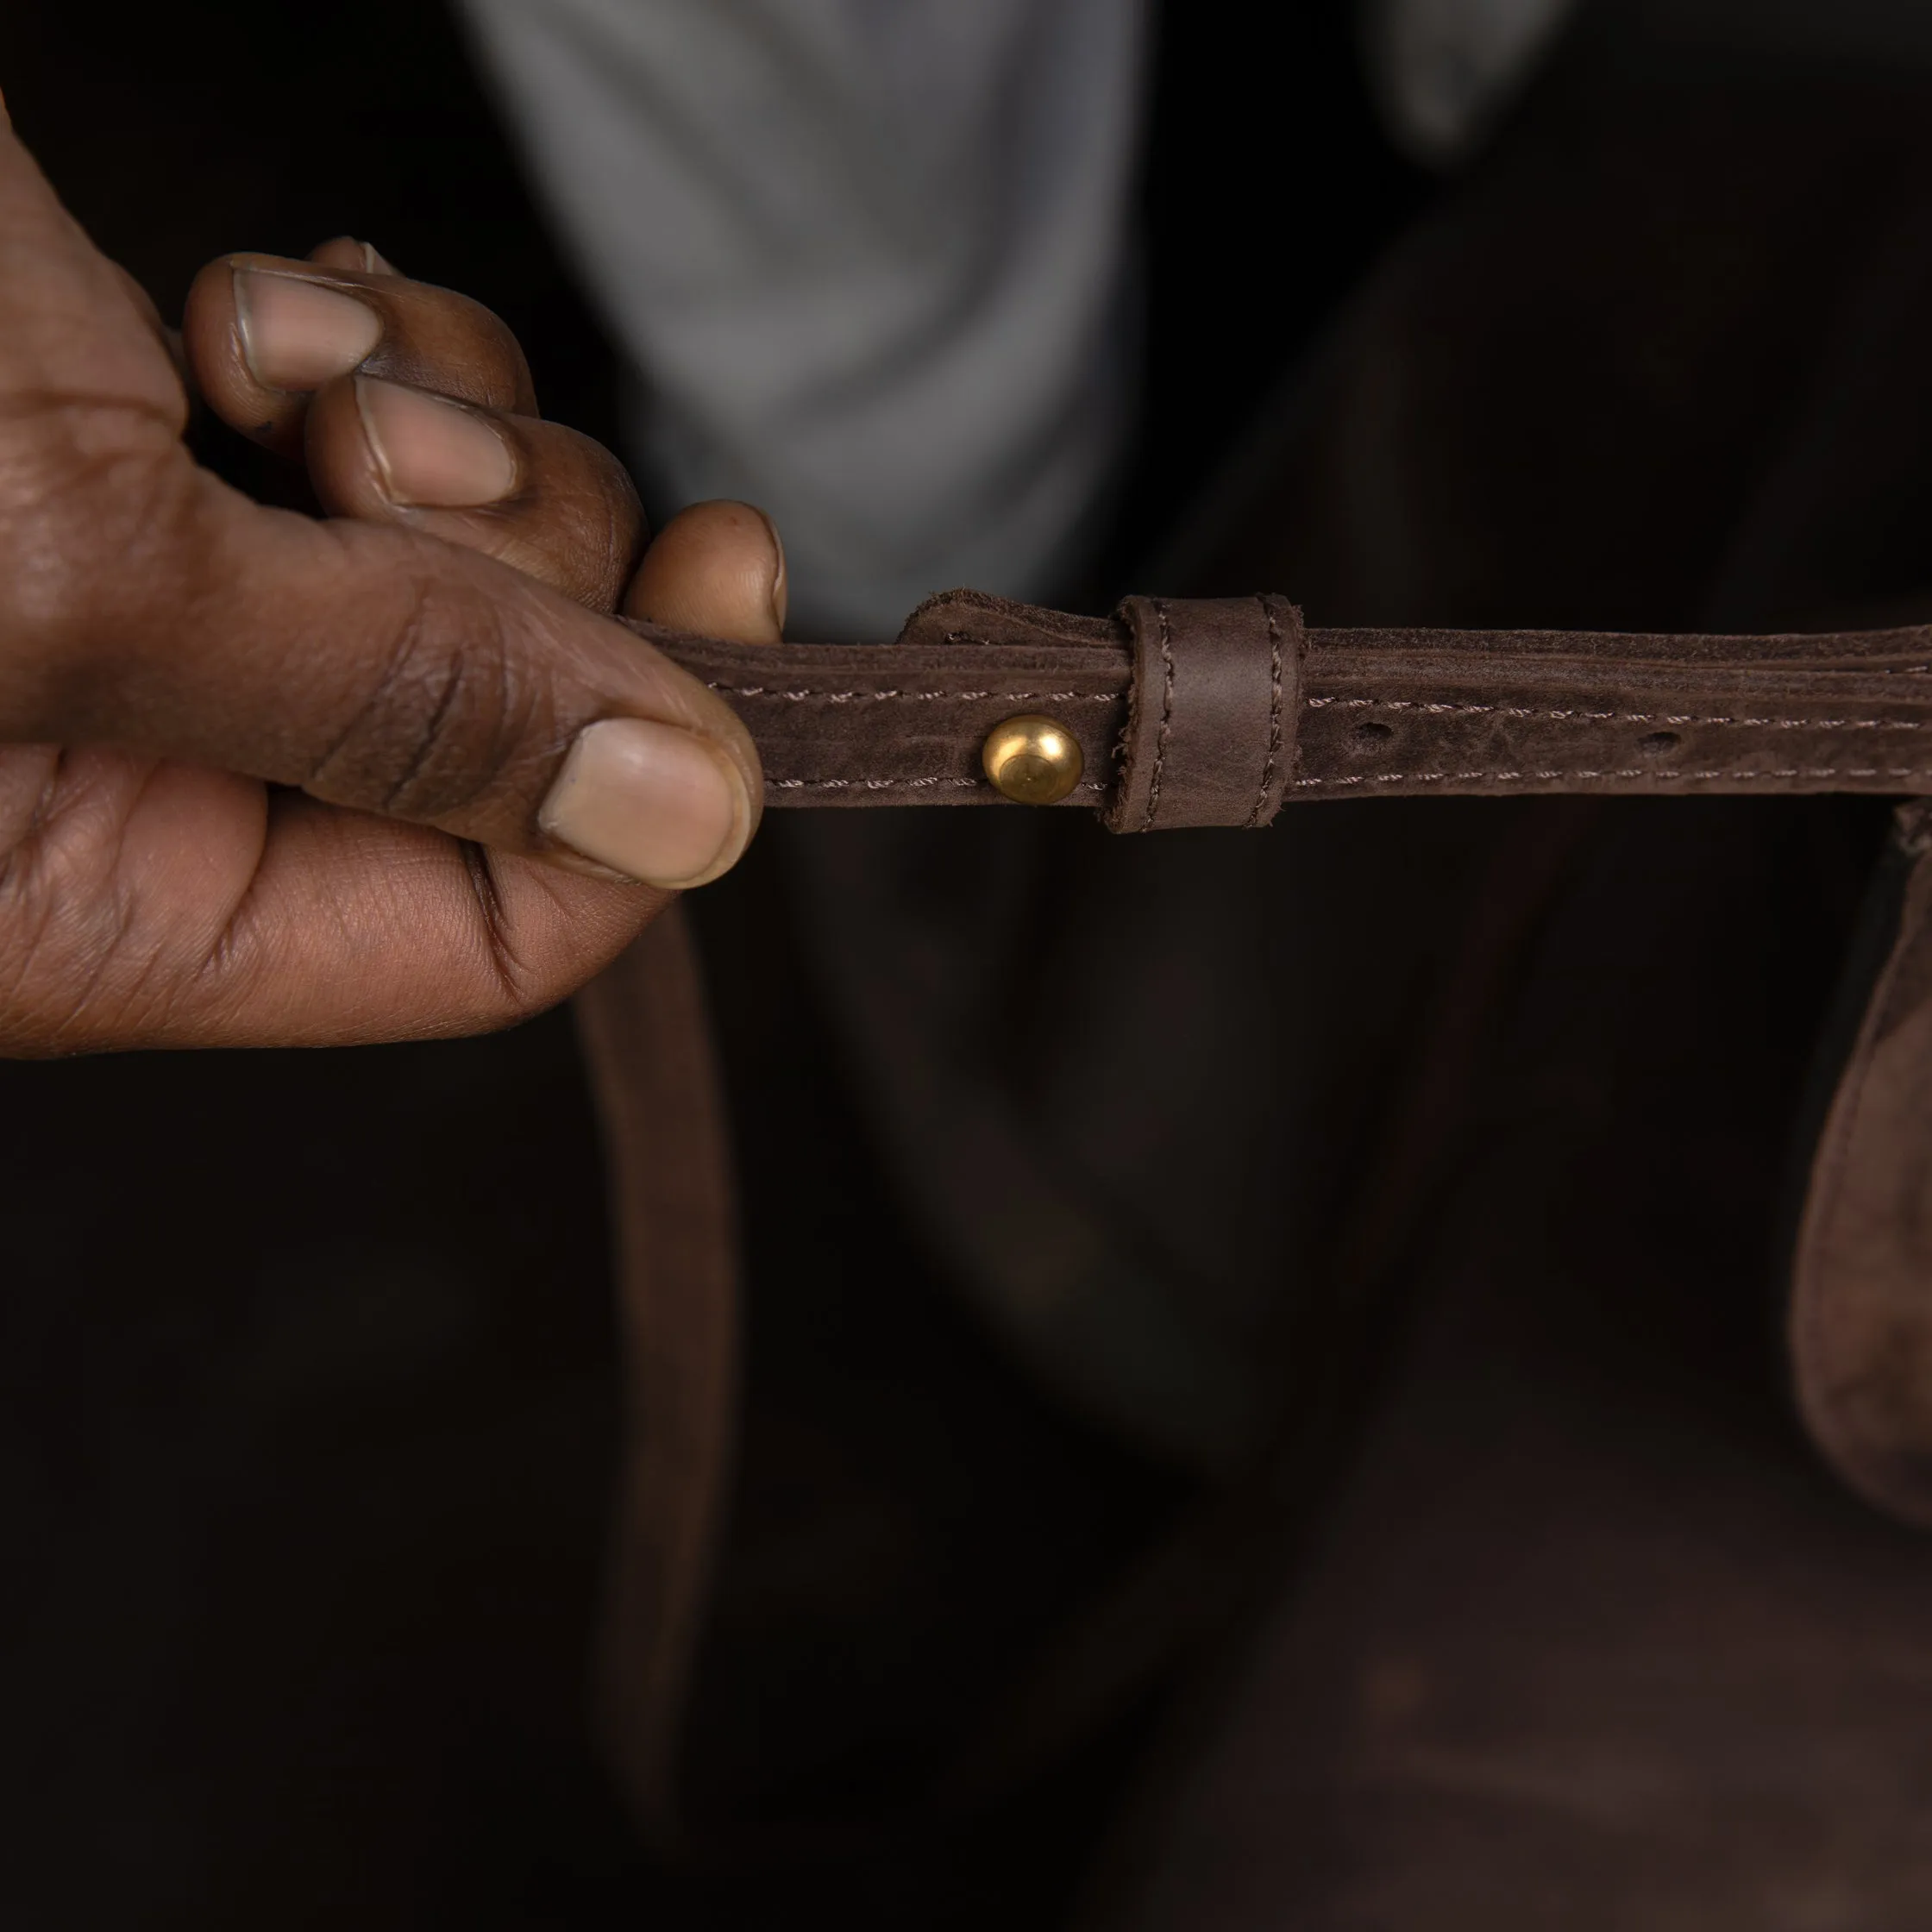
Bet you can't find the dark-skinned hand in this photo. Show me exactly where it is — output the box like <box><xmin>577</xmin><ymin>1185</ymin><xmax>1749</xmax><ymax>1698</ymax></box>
<box><xmin>0</xmin><ymin>99</ymin><xmax>785</xmax><ymax>1054</ymax></box>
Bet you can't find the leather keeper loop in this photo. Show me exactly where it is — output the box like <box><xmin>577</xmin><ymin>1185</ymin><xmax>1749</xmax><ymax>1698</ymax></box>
<box><xmin>1105</xmin><ymin>594</ymin><xmax>1303</xmax><ymax>832</ymax></box>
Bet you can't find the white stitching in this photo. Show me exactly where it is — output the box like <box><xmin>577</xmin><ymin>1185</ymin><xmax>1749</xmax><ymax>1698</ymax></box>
<box><xmin>1247</xmin><ymin>596</ymin><xmax>1284</xmax><ymax>829</ymax></box>
<box><xmin>768</xmin><ymin>776</ymin><xmax>1108</xmax><ymax>793</ymax></box>
<box><xmin>1304</xmin><ymin>695</ymin><xmax>1929</xmax><ymax>730</ymax></box>
<box><xmin>706</xmin><ymin>684</ymin><xmax>1117</xmax><ymax>703</ymax></box>
<box><xmin>1141</xmin><ymin>599</ymin><xmax>1176</xmax><ymax>831</ymax></box>
<box><xmin>1292</xmin><ymin>765</ymin><xmax>1932</xmax><ymax>788</ymax></box>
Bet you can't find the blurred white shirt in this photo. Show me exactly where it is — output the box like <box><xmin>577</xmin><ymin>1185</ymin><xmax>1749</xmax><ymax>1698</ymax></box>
<box><xmin>458</xmin><ymin>0</ymin><xmax>1596</xmax><ymax>633</ymax></box>
<box><xmin>459</xmin><ymin>0</ymin><xmax>1148</xmax><ymax>635</ymax></box>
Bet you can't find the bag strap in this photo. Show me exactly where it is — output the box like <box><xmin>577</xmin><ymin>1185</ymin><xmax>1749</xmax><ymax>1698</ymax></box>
<box><xmin>634</xmin><ymin>589</ymin><xmax>1932</xmax><ymax>819</ymax></box>
<box><xmin>574</xmin><ymin>905</ymin><xmax>740</xmax><ymax>1849</ymax></box>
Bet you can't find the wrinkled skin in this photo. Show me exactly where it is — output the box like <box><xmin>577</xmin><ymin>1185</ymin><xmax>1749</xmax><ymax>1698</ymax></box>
<box><xmin>0</xmin><ymin>103</ymin><xmax>783</xmax><ymax>1053</ymax></box>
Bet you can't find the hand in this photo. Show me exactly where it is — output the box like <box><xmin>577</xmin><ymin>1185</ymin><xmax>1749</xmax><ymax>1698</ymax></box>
<box><xmin>0</xmin><ymin>104</ymin><xmax>784</xmax><ymax>1054</ymax></box>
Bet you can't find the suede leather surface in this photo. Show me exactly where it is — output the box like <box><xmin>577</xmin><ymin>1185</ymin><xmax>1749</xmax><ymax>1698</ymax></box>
<box><xmin>637</xmin><ymin>605</ymin><xmax>1932</xmax><ymax>815</ymax></box>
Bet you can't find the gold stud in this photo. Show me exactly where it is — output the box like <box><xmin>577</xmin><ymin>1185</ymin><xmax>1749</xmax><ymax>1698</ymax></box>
<box><xmin>982</xmin><ymin>713</ymin><xmax>1084</xmax><ymax>806</ymax></box>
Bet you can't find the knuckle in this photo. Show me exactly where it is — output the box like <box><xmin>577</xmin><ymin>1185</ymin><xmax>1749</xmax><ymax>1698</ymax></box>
<box><xmin>305</xmin><ymin>571</ymin><xmax>549</xmax><ymax>829</ymax></box>
<box><xmin>368</xmin><ymin>285</ymin><xmax>534</xmax><ymax>413</ymax></box>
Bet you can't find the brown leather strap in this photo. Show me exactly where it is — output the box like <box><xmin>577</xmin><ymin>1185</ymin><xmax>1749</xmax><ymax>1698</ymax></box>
<box><xmin>630</xmin><ymin>590</ymin><xmax>1932</xmax><ymax>821</ymax></box>
<box><xmin>574</xmin><ymin>905</ymin><xmax>740</xmax><ymax>1850</ymax></box>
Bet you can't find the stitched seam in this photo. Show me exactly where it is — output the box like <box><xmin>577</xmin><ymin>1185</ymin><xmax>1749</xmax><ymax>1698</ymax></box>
<box><xmin>768</xmin><ymin>776</ymin><xmax>1108</xmax><ymax>792</ymax></box>
<box><xmin>942</xmin><ymin>629</ymin><xmax>1100</xmax><ymax>649</ymax></box>
<box><xmin>705</xmin><ymin>684</ymin><xmax>1118</xmax><ymax>703</ymax></box>
<box><xmin>1142</xmin><ymin>599</ymin><xmax>1176</xmax><ymax>831</ymax></box>
<box><xmin>1292</xmin><ymin>766</ymin><xmax>1932</xmax><ymax>787</ymax></box>
<box><xmin>1247</xmin><ymin>597</ymin><xmax>1284</xmax><ymax>829</ymax></box>
<box><xmin>1305</xmin><ymin>696</ymin><xmax>1929</xmax><ymax>729</ymax></box>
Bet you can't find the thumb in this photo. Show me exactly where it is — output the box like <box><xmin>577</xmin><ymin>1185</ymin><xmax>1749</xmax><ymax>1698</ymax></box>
<box><xmin>10</xmin><ymin>458</ymin><xmax>766</xmax><ymax>889</ymax></box>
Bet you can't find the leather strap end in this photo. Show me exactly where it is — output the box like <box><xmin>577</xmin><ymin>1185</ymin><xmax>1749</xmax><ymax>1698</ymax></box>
<box><xmin>628</xmin><ymin>591</ymin><xmax>1132</xmax><ymax>813</ymax></box>
<box><xmin>1105</xmin><ymin>595</ymin><xmax>1303</xmax><ymax>832</ymax></box>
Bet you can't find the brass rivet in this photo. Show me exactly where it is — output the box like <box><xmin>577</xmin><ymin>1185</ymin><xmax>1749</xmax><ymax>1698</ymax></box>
<box><xmin>982</xmin><ymin>713</ymin><xmax>1083</xmax><ymax>805</ymax></box>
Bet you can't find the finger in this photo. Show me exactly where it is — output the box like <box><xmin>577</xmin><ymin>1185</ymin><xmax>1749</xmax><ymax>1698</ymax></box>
<box><xmin>7</xmin><ymin>450</ymin><xmax>767</xmax><ymax>892</ymax></box>
<box><xmin>180</xmin><ymin>250</ymin><xmax>535</xmax><ymax>458</ymax></box>
<box><xmin>178</xmin><ymin>791</ymin><xmax>666</xmax><ymax>1048</ymax></box>
<box><xmin>306</xmin><ymin>235</ymin><xmax>398</xmax><ymax>276</ymax></box>
<box><xmin>303</xmin><ymin>372</ymin><xmax>648</xmax><ymax>611</ymax></box>
<box><xmin>0</xmin><ymin>745</ymin><xmax>662</xmax><ymax>1050</ymax></box>
<box><xmin>624</xmin><ymin>500</ymin><xmax>788</xmax><ymax>643</ymax></box>
<box><xmin>205</xmin><ymin>505</ymin><xmax>788</xmax><ymax>1039</ymax></box>
<box><xmin>202</xmin><ymin>502</ymin><xmax>787</xmax><ymax>1040</ymax></box>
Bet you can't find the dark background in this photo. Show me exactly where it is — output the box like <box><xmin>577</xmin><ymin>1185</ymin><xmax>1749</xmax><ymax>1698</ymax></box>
<box><xmin>0</xmin><ymin>3</ymin><xmax>1425</xmax><ymax>1925</ymax></box>
<box><xmin>15</xmin><ymin>3</ymin><xmax>1932</xmax><ymax>1927</ymax></box>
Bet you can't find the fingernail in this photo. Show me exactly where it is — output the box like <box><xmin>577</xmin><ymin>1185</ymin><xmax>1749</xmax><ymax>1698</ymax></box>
<box><xmin>234</xmin><ymin>268</ymin><xmax>381</xmax><ymax>389</ymax></box>
<box><xmin>538</xmin><ymin>718</ymin><xmax>751</xmax><ymax>888</ymax></box>
<box><xmin>354</xmin><ymin>376</ymin><xmax>517</xmax><ymax>507</ymax></box>
<box><xmin>757</xmin><ymin>507</ymin><xmax>788</xmax><ymax>635</ymax></box>
<box><xmin>358</xmin><ymin>241</ymin><xmax>398</xmax><ymax>275</ymax></box>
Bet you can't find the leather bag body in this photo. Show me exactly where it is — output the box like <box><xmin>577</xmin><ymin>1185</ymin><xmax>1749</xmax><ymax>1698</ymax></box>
<box><xmin>582</xmin><ymin>44</ymin><xmax>1932</xmax><ymax>1926</ymax></box>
